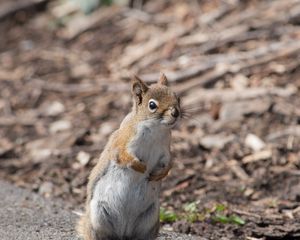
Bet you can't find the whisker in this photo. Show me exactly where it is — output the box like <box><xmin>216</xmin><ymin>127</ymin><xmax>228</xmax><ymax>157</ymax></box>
<box><xmin>181</xmin><ymin>103</ymin><xmax>203</xmax><ymax>109</ymax></box>
<box><xmin>182</xmin><ymin>106</ymin><xmax>203</xmax><ymax>110</ymax></box>
<box><xmin>183</xmin><ymin>116</ymin><xmax>204</xmax><ymax>125</ymax></box>
<box><xmin>181</xmin><ymin>110</ymin><xmax>200</xmax><ymax>115</ymax></box>
<box><xmin>182</xmin><ymin>105</ymin><xmax>200</xmax><ymax>109</ymax></box>
<box><xmin>182</xmin><ymin>111</ymin><xmax>201</xmax><ymax>115</ymax></box>
<box><xmin>181</xmin><ymin>106</ymin><xmax>204</xmax><ymax>112</ymax></box>
<box><xmin>179</xmin><ymin>110</ymin><xmax>206</xmax><ymax>125</ymax></box>
<box><xmin>181</xmin><ymin>112</ymin><xmax>192</xmax><ymax>117</ymax></box>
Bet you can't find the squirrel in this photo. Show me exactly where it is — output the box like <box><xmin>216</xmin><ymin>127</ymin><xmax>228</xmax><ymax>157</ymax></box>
<box><xmin>77</xmin><ymin>73</ymin><xmax>181</xmax><ymax>240</ymax></box>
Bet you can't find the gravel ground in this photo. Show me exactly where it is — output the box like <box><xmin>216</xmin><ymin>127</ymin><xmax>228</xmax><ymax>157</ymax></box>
<box><xmin>0</xmin><ymin>181</ymin><xmax>200</xmax><ymax>240</ymax></box>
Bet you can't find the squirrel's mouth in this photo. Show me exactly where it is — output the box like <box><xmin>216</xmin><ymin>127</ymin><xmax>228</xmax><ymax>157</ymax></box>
<box><xmin>167</xmin><ymin>119</ymin><xmax>177</xmax><ymax>126</ymax></box>
<box><xmin>161</xmin><ymin>117</ymin><xmax>178</xmax><ymax>127</ymax></box>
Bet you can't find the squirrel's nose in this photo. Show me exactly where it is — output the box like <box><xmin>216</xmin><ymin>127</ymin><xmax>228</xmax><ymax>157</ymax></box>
<box><xmin>171</xmin><ymin>108</ymin><xmax>179</xmax><ymax>118</ymax></box>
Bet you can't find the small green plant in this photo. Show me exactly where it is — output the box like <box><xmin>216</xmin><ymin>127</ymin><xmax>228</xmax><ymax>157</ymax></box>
<box><xmin>211</xmin><ymin>203</ymin><xmax>245</xmax><ymax>226</ymax></box>
<box><xmin>212</xmin><ymin>213</ymin><xmax>245</xmax><ymax>225</ymax></box>
<box><xmin>183</xmin><ymin>201</ymin><xmax>199</xmax><ymax>213</ymax></box>
<box><xmin>159</xmin><ymin>207</ymin><xmax>178</xmax><ymax>223</ymax></box>
<box><xmin>215</xmin><ymin>203</ymin><xmax>226</xmax><ymax>212</ymax></box>
<box><xmin>160</xmin><ymin>202</ymin><xmax>245</xmax><ymax>226</ymax></box>
<box><xmin>183</xmin><ymin>201</ymin><xmax>200</xmax><ymax>223</ymax></box>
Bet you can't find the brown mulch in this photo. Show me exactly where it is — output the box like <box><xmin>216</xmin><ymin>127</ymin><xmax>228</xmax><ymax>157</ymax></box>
<box><xmin>0</xmin><ymin>0</ymin><xmax>300</xmax><ymax>239</ymax></box>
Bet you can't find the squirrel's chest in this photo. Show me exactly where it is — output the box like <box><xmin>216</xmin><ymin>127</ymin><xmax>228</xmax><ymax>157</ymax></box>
<box><xmin>129</xmin><ymin>121</ymin><xmax>170</xmax><ymax>169</ymax></box>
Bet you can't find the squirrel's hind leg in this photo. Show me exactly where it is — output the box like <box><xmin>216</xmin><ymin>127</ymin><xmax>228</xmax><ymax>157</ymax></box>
<box><xmin>77</xmin><ymin>214</ymin><xmax>116</xmax><ymax>240</ymax></box>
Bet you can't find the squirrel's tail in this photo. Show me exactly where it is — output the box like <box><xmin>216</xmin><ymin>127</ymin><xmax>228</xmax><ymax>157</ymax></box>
<box><xmin>76</xmin><ymin>213</ymin><xmax>96</xmax><ymax>240</ymax></box>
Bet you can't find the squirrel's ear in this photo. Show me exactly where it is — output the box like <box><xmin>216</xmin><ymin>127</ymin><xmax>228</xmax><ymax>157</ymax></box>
<box><xmin>131</xmin><ymin>75</ymin><xmax>148</xmax><ymax>104</ymax></box>
<box><xmin>158</xmin><ymin>73</ymin><xmax>168</xmax><ymax>86</ymax></box>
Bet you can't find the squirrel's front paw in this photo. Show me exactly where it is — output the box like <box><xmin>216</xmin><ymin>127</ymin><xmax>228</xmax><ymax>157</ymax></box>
<box><xmin>148</xmin><ymin>165</ymin><xmax>171</xmax><ymax>181</ymax></box>
<box><xmin>130</xmin><ymin>159</ymin><xmax>147</xmax><ymax>173</ymax></box>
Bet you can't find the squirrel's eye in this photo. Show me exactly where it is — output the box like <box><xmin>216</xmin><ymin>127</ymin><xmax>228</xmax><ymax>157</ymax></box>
<box><xmin>148</xmin><ymin>99</ymin><xmax>158</xmax><ymax>112</ymax></box>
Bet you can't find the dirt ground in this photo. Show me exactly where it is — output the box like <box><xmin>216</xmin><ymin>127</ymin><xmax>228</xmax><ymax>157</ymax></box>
<box><xmin>0</xmin><ymin>0</ymin><xmax>300</xmax><ymax>239</ymax></box>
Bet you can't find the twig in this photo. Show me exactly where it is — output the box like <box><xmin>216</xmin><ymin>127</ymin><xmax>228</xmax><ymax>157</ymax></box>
<box><xmin>32</xmin><ymin>79</ymin><xmax>128</xmax><ymax>96</ymax></box>
<box><xmin>0</xmin><ymin>117</ymin><xmax>37</xmax><ymax>126</ymax></box>
<box><xmin>178</xmin><ymin>25</ymin><xmax>248</xmax><ymax>47</ymax></box>
<box><xmin>138</xmin><ymin>40</ymin><xmax>300</xmax><ymax>86</ymax></box>
<box><xmin>141</xmin><ymin>62</ymin><xmax>215</xmax><ymax>83</ymax></box>
<box><xmin>122</xmin><ymin>8</ymin><xmax>171</xmax><ymax>25</ymax></box>
<box><xmin>0</xmin><ymin>0</ymin><xmax>48</xmax><ymax>21</ymax></box>
<box><xmin>220</xmin><ymin>0</ymin><xmax>300</xmax><ymax>28</ymax></box>
<box><xmin>235</xmin><ymin>42</ymin><xmax>300</xmax><ymax>72</ymax></box>
<box><xmin>127</xmin><ymin>3</ymin><xmax>238</xmax><ymax>71</ymax></box>
<box><xmin>198</xmin><ymin>0</ymin><xmax>239</xmax><ymax>26</ymax></box>
<box><xmin>116</xmin><ymin>22</ymin><xmax>195</xmax><ymax>68</ymax></box>
<box><xmin>178</xmin><ymin>40</ymin><xmax>300</xmax><ymax>92</ymax></box>
<box><xmin>267</xmin><ymin>126</ymin><xmax>300</xmax><ymax>141</ymax></box>
<box><xmin>242</xmin><ymin>150</ymin><xmax>272</xmax><ymax>164</ymax></box>
<box><xmin>228</xmin><ymin>160</ymin><xmax>249</xmax><ymax>180</ymax></box>
<box><xmin>197</xmin><ymin>25</ymin><xmax>249</xmax><ymax>53</ymax></box>
<box><xmin>179</xmin><ymin>37</ymin><xmax>300</xmax><ymax>71</ymax></box>
<box><xmin>61</xmin><ymin>6</ymin><xmax>122</xmax><ymax>40</ymax></box>
<box><xmin>183</xmin><ymin>86</ymin><xmax>297</xmax><ymax>106</ymax></box>
<box><xmin>232</xmin><ymin>208</ymin><xmax>262</xmax><ymax>219</ymax></box>
<box><xmin>174</xmin><ymin>65</ymin><xmax>229</xmax><ymax>93</ymax></box>
<box><xmin>0</xmin><ymin>67</ymin><xmax>24</xmax><ymax>81</ymax></box>
<box><xmin>270</xmin><ymin>166</ymin><xmax>300</xmax><ymax>176</ymax></box>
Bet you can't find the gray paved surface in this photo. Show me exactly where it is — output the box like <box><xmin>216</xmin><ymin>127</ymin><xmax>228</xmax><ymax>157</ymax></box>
<box><xmin>0</xmin><ymin>181</ymin><xmax>201</xmax><ymax>240</ymax></box>
<box><xmin>0</xmin><ymin>181</ymin><xmax>79</xmax><ymax>240</ymax></box>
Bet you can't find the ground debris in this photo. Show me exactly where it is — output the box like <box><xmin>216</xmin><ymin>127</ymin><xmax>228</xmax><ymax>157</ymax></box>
<box><xmin>200</xmin><ymin>134</ymin><xmax>235</xmax><ymax>150</ymax></box>
<box><xmin>0</xmin><ymin>0</ymin><xmax>300</xmax><ymax>239</ymax></box>
<box><xmin>245</xmin><ymin>134</ymin><xmax>266</xmax><ymax>152</ymax></box>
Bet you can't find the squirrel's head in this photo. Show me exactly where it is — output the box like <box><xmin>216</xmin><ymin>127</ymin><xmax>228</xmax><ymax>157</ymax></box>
<box><xmin>131</xmin><ymin>73</ymin><xmax>181</xmax><ymax>127</ymax></box>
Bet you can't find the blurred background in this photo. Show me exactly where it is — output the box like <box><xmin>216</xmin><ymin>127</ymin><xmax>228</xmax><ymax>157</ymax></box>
<box><xmin>0</xmin><ymin>0</ymin><xmax>300</xmax><ymax>238</ymax></box>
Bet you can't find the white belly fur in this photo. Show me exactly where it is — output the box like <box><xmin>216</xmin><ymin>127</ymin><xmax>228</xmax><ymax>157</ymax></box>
<box><xmin>90</xmin><ymin>119</ymin><xmax>171</xmax><ymax>238</ymax></box>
